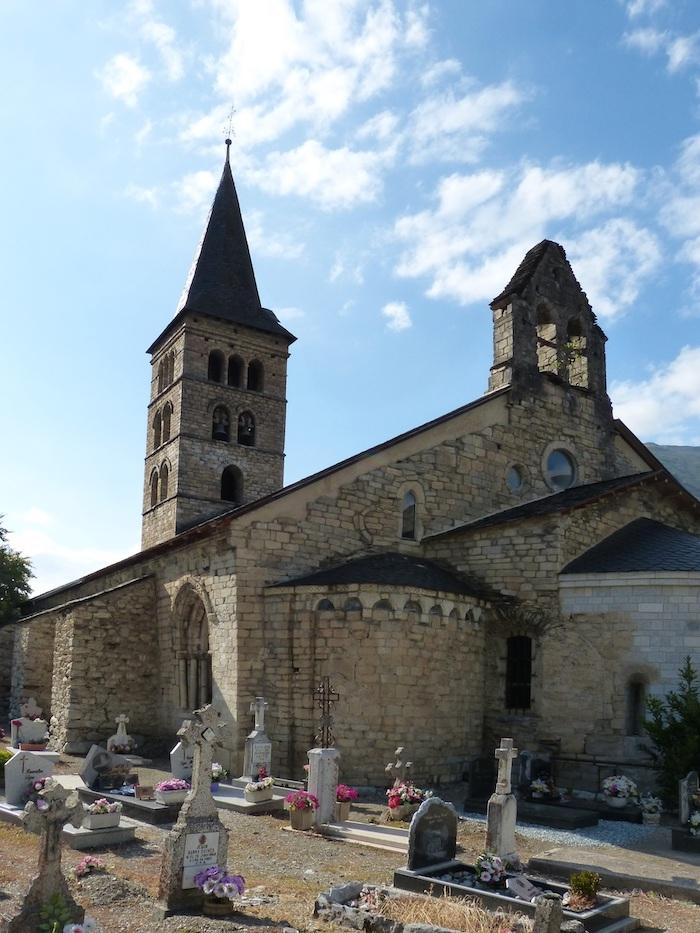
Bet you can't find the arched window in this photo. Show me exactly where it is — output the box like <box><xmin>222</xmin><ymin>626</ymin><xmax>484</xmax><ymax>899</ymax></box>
<box><xmin>153</xmin><ymin>411</ymin><xmax>162</xmax><ymax>450</ymax></box>
<box><xmin>221</xmin><ymin>465</ymin><xmax>243</xmax><ymax>503</ymax></box>
<box><xmin>157</xmin><ymin>360</ymin><xmax>165</xmax><ymax>394</ymax></box>
<box><xmin>160</xmin><ymin>463</ymin><xmax>169</xmax><ymax>501</ymax></box>
<box><xmin>149</xmin><ymin>470</ymin><xmax>159</xmax><ymax>507</ymax></box>
<box><xmin>429</xmin><ymin>604</ymin><xmax>443</xmax><ymax>623</ymax></box>
<box><xmin>404</xmin><ymin>600</ymin><xmax>422</xmax><ymax>622</ymax></box>
<box><xmin>174</xmin><ymin>585</ymin><xmax>212</xmax><ymax>710</ymax></box>
<box><xmin>238</xmin><ymin>411</ymin><xmax>256</xmax><ymax>446</ymax></box>
<box><xmin>344</xmin><ymin>597</ymin><xmax>363</xmax><ymax>613</ymax></box>
<box><xmin>626</xmin><ymin>677</ymin><xmax>647</xmax><ymax>736</ymax></box>
<box><xmin>247</xmin><ymin>359</ymin><xmax>264</xmax><ymax>392</ymax></box>
<box><xmin>316</xmin><ymin>598</ymin><xmax>335</xmax><ymax>611</ymax></box>
<box><xmin>162</xmin><ymin>403</ymin><xmax>172</xmax><ymax>443</ymax></box>
<box><xmin>373</xmin><ymin>599</ymin><xmax>393</xmax><ymax>616</ymax></box>
<box><xmin>228</xmin><ymin>355</ymin><xmax>243</xmax><ymax>388</ymax></box>
<box><xmin>565</xmin><ymin>318</ymin><xmax>589</xmax><ymax>389</ymax></box>
<box><xmin>212</xmin><ymin>406</ymin><xmax>230</xmax><ymax>442</ymax></box>
<box><xmin>536</xmin><ymin>305</ymin><xmax>558</xmax><ymax>376</ymax></box>
<box><xmin>505</xmin><ymin>636</ymin><xmax>532</xmax><ymax>710</ymax></box>
<box><xmin>207</xmin><ymin>350</ymin><xmax>225</xmax><ymax>383</ymax></box>
<box><xmin>401</xmin><ymin>491</ymin><xmax>417</xmax><ymax>540</ymax></box>
<box><xmin>166</xmin><ymin>351</ymin><xmax>175</xmax><ymax>385</ymax></box>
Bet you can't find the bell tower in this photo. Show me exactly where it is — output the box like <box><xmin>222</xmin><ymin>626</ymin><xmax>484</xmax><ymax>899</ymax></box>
<box><xmin>142</xmin><ymin>141</ymin><xmax>296</xmax><ymax>549</ymax></box>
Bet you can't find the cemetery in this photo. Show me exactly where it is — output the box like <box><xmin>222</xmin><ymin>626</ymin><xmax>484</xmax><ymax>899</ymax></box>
<box><xmin>0</xmin><ymin>685</ymin><xmax>698</xmax><ymax>932</ymax></box>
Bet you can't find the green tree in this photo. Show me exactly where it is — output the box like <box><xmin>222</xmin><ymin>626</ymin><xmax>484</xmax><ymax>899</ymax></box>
<box><xmin>644</xmin><ymin>656</ymin><xmax>700</xmax><ymax>802</ymax></box>
<box><xmin>0</xmin><ymin>517</ymin><xmax>32</xmax><ymax>625</ymax></box>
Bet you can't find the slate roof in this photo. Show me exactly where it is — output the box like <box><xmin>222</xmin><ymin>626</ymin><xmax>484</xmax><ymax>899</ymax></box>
<box><xmin>563</xmin><ymin>518</ymin><xmax>700</xmax><ymax>573</ymax></box>
<box><xmin>147</xmin><ymin>145</ymin><xmax>295</xmax><ymax>353</ymax></box>
<box><xmin>490</xmin><ymin>239</ymin><xmax>593</xmax><ymax>317</ymax></box>
<box><xmin>426</xmin><ymin>472</ymin><xmax>659</xmax><ymax>540</ymax></box>
<box><xmin>270</xmin><ymin>551</ymin><xmax>491</xmax><ymax>598</ymax></box>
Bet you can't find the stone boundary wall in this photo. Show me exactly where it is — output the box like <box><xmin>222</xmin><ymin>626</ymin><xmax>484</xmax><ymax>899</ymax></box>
<box><xmin>0</xmin><ymin>625</ymin><xmax>16</xmax><ymax>719</ymax></box>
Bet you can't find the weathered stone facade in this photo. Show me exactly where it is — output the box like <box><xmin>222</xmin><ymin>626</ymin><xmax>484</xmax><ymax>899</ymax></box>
<box><xmin>8</xmin><ymin>190</ymin><xmax>700</xmax><ymax>795</ymax></box>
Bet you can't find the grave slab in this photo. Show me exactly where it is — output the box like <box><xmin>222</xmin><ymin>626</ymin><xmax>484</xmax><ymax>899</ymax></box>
<box><xmin>78</xmin><ymin>787</ymin><xmax>179</xmax><ymax>825</ymax></box>
<box><xmin>464</xmin><ymin>796</ymin><xmax>600</xmax><ymax>829</ymax></box>
<box><xmin>0</xmin><ymin>800</ymin><xmax>138</xmax><ymax>849</ymax></box>
<box><xmin>212</xmin><ymin>784</ymin><xmax>284</xmax><ymax>815</ymax></box>
<box><xmin>319</xmin><ymin>820</ymin><xmax>408</xmax><ymax>854</ymax></box>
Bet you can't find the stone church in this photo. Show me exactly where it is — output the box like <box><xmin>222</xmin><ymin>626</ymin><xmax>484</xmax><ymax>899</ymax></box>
<box><xmin>6</xmin><ymin>144</ymin><xmax>700</xmax><ymax>790</ymax></box>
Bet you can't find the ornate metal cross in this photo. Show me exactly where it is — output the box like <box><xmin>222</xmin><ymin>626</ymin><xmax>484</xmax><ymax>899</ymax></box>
<box><xmin>314</xmin><ymin>676</ymin><xmax>339</xmax><ymax>748</ymax></box>
<box><xmin>250</xmin><ymin>696</ymin><xmax>268</xmax><ymax>732</ymax></box>
<box><xmin>494</xmin><ymin>737</ymin><xmax>519</xmax><ymax>795</ymax></box>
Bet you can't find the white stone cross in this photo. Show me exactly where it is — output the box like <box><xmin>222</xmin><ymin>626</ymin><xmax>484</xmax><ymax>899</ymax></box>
<box><xmin>250</xmin><ymin>696</ymin><xmax>268</xmax><ymax>732</ymax></box>
<box><xmin>177</xmin><ymin>704</ymin><xmax>226</xmax><ymax>818</ymax></box>
<box><xmin>494</xmin><ymin>738</ymin><xmax>519</xmax><ymax>795</ymax></box>
<box><xmin>385</xmin><ymin>746</ymin><xmax>413</xmax><ymax>784</ymax></box>
<box><xmin>23</xmin><ymin>779</ymin><xmax>83</xmax><ymax>885</ymax></box>
<box><xmin>21</xmin><ymin>697</ymin><xmax>43</xmax><ymax>720</ymax></box>
<box><xmin>115</xmin><ymin>713</ymin><xmax>129</xmax><ymax>736</ymax></box>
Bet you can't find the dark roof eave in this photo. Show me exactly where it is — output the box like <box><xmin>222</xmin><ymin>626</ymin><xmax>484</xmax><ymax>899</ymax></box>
<box><xmin>146</xmin><ymin>307</ymin><xmax>296</xmax><ymax>355</ymax></box>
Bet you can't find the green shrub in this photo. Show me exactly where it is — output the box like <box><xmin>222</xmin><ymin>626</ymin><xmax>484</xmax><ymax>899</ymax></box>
<box><xmin>569</xmin><ymin>871</ymin><xmax>601</xmax><ymax>898</ymax></box>
<box><xmin>0</xmin><ymin>747</ymin><xmax>12</xmax><ymax>779</ymax></box>
<box><xmin>643</xmin><ymin>656</ymin><xmax>700</xmax><ymax>803</ymax></box>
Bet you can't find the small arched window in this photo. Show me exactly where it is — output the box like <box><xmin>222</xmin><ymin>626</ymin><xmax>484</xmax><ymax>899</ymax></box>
<box><xmin>344</xmin><ymin>597</ymin><xmax>363</xmax><ymax>613</ymax></box>
<box><xmin>166</xmin><ymin>351</ymin><xmax>175</xmax><ymax>385</ymax></box>
<box><xmin>160</xmin><ymin>463</ymin><xmax>169</xmax><ymax>501</ymax></box>
<box><xmin>157</xmin><ymin>360</ymin><xmax>165</xmax><ymax>394</ymax></box>
<box><xmin>536</xmin><ymin>305</ymin><xmax>558</xmax><ymax>376</ymax></box>
<box><xmin>153</xmin><ymin>411</ymin><xmax>162</xmax><ymax>450</ymax></box>
<box><xmin>505</xmin><ymin>636</ymin><xmax>532</xmax><ymax>710</ymax></box>
<box><xmin>316</xmin><ymin>598</ymin><xmax>335</xmax><ymax>611</ymax></box>
<box><xmin>228</xmin><ymin>355</ymin><xmax>243</xmax><ymax>388</ymax></box>
<box><xmin>404</xmin><ymin>600</ymin><xmax>422</xmax><ymax>622</ymax></box>
<box><xmin>373</xmin><ymin>599</ymin><xmax>393</xmax><ymax>614</ymax></box>
<box><xmin>208</xmin><ymin>350</ymin><xmax>225</xmax><ymax>383</ymax></box>
<box><xmin>149</xmin><ymin>470</ymin><xmax>159</xmax><ymax>507</ymax></box>
<box><xmin>429</xmin><ymin>604</ymin><xmax>443</xmax><ymax>623</ymax></box>
<box><xmin>221</xmin><ymin>465</ymin><xmax>243</xmax><ymax>503</ymax></box>
<box><xmin>212</xmin><ymin>406</ymin><xmax>230</xmax><ymax>442</ymax></box>
<box><xmin>247</xmin><ymin>359</ymin><xmax>264</xmax><ymax>392</ymax></box>
<box><xmin>626</xmin><ymin>677</ymin><xmax>647</xmax><ymax>736</ymax></box>
<box><xmin>401</xmin><ymin>491</ymin><xmax>417</xmax><ymax>540</ymax></box>
<box><xmin>162</xmin><ymin>403</ymin><xmax>172</xmax><ymax>443</ymax></box>
<box><xmin>238</xmin><ymin>411</ymin><xmax>256</xmax><ymax>446</ymax></box>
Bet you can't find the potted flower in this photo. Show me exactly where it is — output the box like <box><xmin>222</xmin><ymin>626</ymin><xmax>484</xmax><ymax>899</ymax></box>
<box><xmin>385</xmin><ymin>781</ymin><xmax>432</xmax><ymax>821</ymax></box>
<box><xmin>63</xmin><ymin>919</ymin><xmax>98</xmax><ymax>932</ymax></box>
<box><xmin>639</xmin><ymin>793</ymin><xmax>663</xmax><ymax>825</ymax></box>
<box><xmin>474</xmin><ymin>853</ymin><xmax>507</xmax><ymax>888</ymax></box>
<box><xmin>211</xmin><ymin>762</ymin><xmax>228</xmax><ymax>792</ymax></box>
<box><xmin>601</xmin><ymin>775</ymin><xmax>638</xmax><ymax>809</ymax></box>
<box><xmin>335</xmin><ymin>784</ymin><xmax>359</xmax><ymax>822</ymax></box>
<box><xmin>154</xmin><ymin>778</ymin><xmax>190</xmax><ymax>804</ymax></box>
<box><xmin>74</xmin><ymin>855</ymin><xmax>106</xmax><ymax>879</ymax></box>
<box><xmin>245</xmin><ymin>766</ymin><xmax>274</xmax><ymax>803</ymax></box>
<box><xmin>285</xmin><ymin>789</ymin><xmax>318</xmax><ymax>830</ymax></box>
<box><xmin>82</xmin><ymin>798</ymin><xmax>122</xmax><ymax>830</ymax></box>
<box><xmin>194</xmin><ymin>865</ymin><xmax>245</xmax><ymax>917</ymax></box>
<box><xmin>563</xmin><ymin>871</ymin><xmax>601</xmax><ymax>911</ymax></box>
<box><xmin>530</xmin><ymin>778</ymin><xmax>550</xmax><ymax>800</ymax></box>
<box><xmin>689</xmin><ymin>812</ymin><xmax>700</xmax><ymax>837</ymax></box>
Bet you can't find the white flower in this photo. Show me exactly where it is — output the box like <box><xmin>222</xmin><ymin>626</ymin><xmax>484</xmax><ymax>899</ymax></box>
<box><xmin>203</xmin><ymin>879</ymin><xmax>216</xmax><ymax>894</ymax></box>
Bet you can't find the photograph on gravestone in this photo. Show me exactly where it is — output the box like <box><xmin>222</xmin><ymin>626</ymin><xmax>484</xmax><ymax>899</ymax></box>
<box><xmin>407</xmin><ymin>797</ymin><xmax>458</xmax><ymax>872</ymax></box>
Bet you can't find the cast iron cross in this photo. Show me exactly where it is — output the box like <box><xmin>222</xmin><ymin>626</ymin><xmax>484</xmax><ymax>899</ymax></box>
<box><xmin>314</xmin><ymin>676</ymin><xmax>339</xmax><ymax>748</ymax></box>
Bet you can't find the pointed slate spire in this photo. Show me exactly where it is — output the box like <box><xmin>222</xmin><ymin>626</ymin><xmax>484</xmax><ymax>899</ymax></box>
<box><xmin>148</xmin><ymin>142</ymin><xmax>295</xmax><ymax>352</ymax></box>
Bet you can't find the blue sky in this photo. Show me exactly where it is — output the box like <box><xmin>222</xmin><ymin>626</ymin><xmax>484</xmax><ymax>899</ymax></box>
<box><xmin>2</xmin><ymin>0</ymin><xmax>700</xmax><ymax>594</ymax></box>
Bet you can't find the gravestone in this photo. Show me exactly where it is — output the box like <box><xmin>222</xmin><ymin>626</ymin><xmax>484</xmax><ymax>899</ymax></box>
<box><xmin>3</xmin><ymin>779</ymin><xmax>85</xmax><ymax>932</ymax></box>
<box><xmin>170</xmin><ymin>738</ymin><xmax>195</xmax><ymax>781</ymax></box>
<box><xmin>679</xmin><ymin>770</ymin><xmax>699</xmax><ymax>827</ymax></box>
<box><xmin>241</xmin><ymin>696</ymin><xmax>272</xmax><ymax>779</ymax></box>
<box><xmin>79</xmin><ymin>744</ymin><xmax>132</xmax><ymax>790</ymax></box>
<box><xmin>106</xmin><ymin>713</ymin><xmax>136</xmax><ymax>754</ymax></box>
<box><xmin>518</xmin><ymin>750</ymin><xmax>552</xmax><ymax>792</ymax></box>
<box><xmin>10</xmin><ymin>697</ymin><xmax>49</xmax><ymax>748</ymax></box>
<box><xmin>308</xmin><ymin>747</ymin><xmax>340</xmax><ymax>826</ymax></box>
<box><xmin>486</xmin><ymin>737</ymin><xmax>519</xmax><ymax>864</ymax></box>
<box><xmin>386</xmin><ymin>746</ymin><xmax>413</xmax><ymax>784</ymax></box>
<box><xmin>4</xmin><ymin>751</ymin><xmax>54</xmax><ymax>807</ymax></box>
<box><xmin>407</xmin><ymin>797</ymin><xmax>457</xmax><ymax>871</ymax></box>
<box><xmin>158</xmin><ymin>705</ymin><xmax>230</xmax><ymax>913</ymax></box>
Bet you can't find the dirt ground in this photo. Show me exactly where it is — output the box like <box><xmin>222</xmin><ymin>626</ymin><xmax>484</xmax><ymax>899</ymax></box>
<box><xmin>1</xmin><ymin>756</ymin><xmax>699</xmax><ymax>931</ymax></box>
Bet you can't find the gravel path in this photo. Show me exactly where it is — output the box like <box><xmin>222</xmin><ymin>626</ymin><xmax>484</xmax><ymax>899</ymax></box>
<box><xmin>460</xmin><ymin>810</ymin><xmax>660</xmax><ymax>849</ymax></box>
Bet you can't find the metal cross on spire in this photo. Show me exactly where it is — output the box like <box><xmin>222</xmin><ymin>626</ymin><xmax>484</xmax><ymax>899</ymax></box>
<box><xmin>314</xmin><ymin>676</ymin><xmax>339</xmax><ymax>748</ymax></box>
<box><xmin>223</xmin><ymin>105</ymin><xmax>237</xmax><ymax>160</ymax></box>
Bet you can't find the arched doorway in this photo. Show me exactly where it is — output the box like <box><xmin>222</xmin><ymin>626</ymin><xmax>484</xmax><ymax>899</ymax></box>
<box><xmin>173</xmin><ymin>585</ymin><xmax>213</xmax><ymax>711</ymax></box>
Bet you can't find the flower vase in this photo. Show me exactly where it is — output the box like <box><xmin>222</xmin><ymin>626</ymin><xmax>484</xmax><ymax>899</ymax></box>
<box><xmin>289</xmin><ymin>808</ymin><xmax>314</xmax><ymax>830</ymax></box>
<box><xmin>531</xmin><ymin>792</ymin><xmax>543</xmax><ymax>800</ymax></box>
<box><xmin>388</xmin><ymin>803</ymin><xmax>419</xmax><ymax>822</ymax></box>
<box><xmin>606</xmin><ymin>796</ymin><xmax>627</xmax><ymax>809</ymax></box>
<box><xmin>642</xmin><ymin>812</ymin><xmax>661</xmax><ymax>825</ymax></box>
<box><xmin>202</xmin><ymin>895</ymin><xmax>234</xmax><ymax>917</ymax></box>
<box><xmin>154</xmin><ymin>788</ymin><xmax>188</xmax><ymax>805</ymax></box>
<box><xmin>334</xmin><ymin>801</ymin><xmax>351</xmax><ymax>822</ymax></box>
<box><xmin>83</xmin><ymin>812</ymin><xmax>120</xmax><ymax>830</ymax></box>
<box><xmin>245</xmin><ymin>786</ymin><xmax>273</xmax><ymax>803</ymax></box>
<box><xmin>210</xmin><ymin>782</ymin><xmax>220</xmax><ymax>793</ymax></box>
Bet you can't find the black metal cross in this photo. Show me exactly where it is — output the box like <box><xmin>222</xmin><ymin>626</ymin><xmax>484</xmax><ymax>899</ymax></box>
<box><xmin>314</xmin><ymin>676</ymin><xmax>339</xmax><ymax>748</ymax></box>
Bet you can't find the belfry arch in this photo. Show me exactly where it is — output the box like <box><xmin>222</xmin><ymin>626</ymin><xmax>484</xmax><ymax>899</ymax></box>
<box><xmin>173</xmin><ymin>584</ymin><xmax>213</xmax><ymax>711</ymax></box>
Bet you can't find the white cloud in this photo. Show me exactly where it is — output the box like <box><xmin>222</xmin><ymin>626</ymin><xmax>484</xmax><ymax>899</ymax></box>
<box><xmin>246</xmin><ymin>210</ymin><xmax>305</xmax><ymax>259</ymax></box>
<box><xmin>329</xmin><ymin>253</ymin><xmax>365</xmax><ymax>284</ymax></box>
<box><xmin>244</xmin><ymin>139</ymin><xmax>394</xmax><ymax>210</ymax></box>
<box><xmin>611</xmin><ymin>345</ymin><xmax>700</xmax><ymax>442</ymax></box>
<box><xmin>99</xmin><ymin>53</ymin><xmax>151</xmax><ymax>106</ymax></box>
<box><xmin>356</xmin><ymin>110</ymin><xmax>400</xmax><ymax>142</ymax></box>
<box><xmin>622</xmin><ymin>27</ymin><xmax>667</xmax><ymax>54</ymax></box>
<box><xmin>421</xmin><ymin>58</ymin><xmax>461</xmax><ymax>87</ymax></box>
<box><xmin>141</xmin><ymin>20</ymin><xmax>184</xmax><ymax>81</ymax></box>
<box><xmin>134</xmin><ymin>119</ymin><xmax>153</xmax><ymax>146</ymax></box>
<box><xmin>566</xmin><ymin>219</ymin><xmax>661</xmax><ymax>319</ymax></box>
<box><xmin>622</xmin><ymin>25</ymin><xmax>700</xmax><ymax>73</ymax></box>
<box><xmin>382</xmin><ymin>300</ymin><xmax>412</xmax><ymax>331</ymax></box>
<box><xmin>125</xmin><ymin>183</ymin><xmax>159</xmax><ymax>208</ymax></box>
<box><xmin>623</xmin><ymin>0</ymin><xmax>666</xmax><ymax>18</ymax></box>
<box><xmin>175</xmin><ymin>170</ymin><xmax>218</xmax><ymax>213</ymax></box>
<box><xmin>394</xmin><ymin>161</ymin><xmax>640</xmax><ymax>310</ymax></box>
<box><xmin>22</xmin><ymin>507</ymin><xmax>52</xmax><ymax>527</ymax></box>
<box><xmin>666</xmin><ymin>33</ymin><xmax>700</xmax><ymax>73</ymax></box>
<box><xmin>408</xmin><ymin>80</ymin><xmax>527</xmax><ymax>163</ymax></box>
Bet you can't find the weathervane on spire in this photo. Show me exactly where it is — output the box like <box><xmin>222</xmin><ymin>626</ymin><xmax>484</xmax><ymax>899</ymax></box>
<box><xmin>224</xmin><ymin>105</ymin><xmax>236</xmax><ymax>159</ymax></box>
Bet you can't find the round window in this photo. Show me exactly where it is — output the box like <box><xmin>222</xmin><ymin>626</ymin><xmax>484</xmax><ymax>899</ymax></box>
<box><xmin>506</xmin><ymin>465</ymin><xmax>523</xmax><ymax>493</ymax></box>
<box><xmin>545</xmin><ymin>449</ymin><xmax>576</xmax><ymax>490</ymax></box>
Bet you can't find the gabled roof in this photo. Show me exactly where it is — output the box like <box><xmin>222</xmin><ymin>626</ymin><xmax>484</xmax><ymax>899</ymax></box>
<box><xmin>147</xmin><ymin>143</ymin><xmax>295</xmax><ymax>353</ymax></box>
<box><xmin>270</xmin><ymin>551</ymin><xmax>492</xmax><ymax>599</ymax></box>
<box><xmin>490</xmin><ymin>239</ymin><xmax>594</xmax><ymax>317</ymax></box>
<box><xmin>562</xmin><ymin>518</ymin><xmax>700</xmax><ymax>573</ymax></box>
<box><xmin>426</xmin><ymin>472</ymin><xmax>663</xmax><ymax>540</ymax></box>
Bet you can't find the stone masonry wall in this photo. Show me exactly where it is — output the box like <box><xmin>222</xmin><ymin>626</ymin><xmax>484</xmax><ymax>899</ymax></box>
<box><xmin>10</xmin><ymin>614</ymin><xmax>56</xmax><ymax>719</ymax></box>
<box><xmin>0</xmin><ymin>625</ymin><xmax>16</xmax><ymax>718</ymax></box>
<box><xmin>48</xmin><ymin>577</ymin><xmax>159</xmax><ymax>752</ymax></box>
